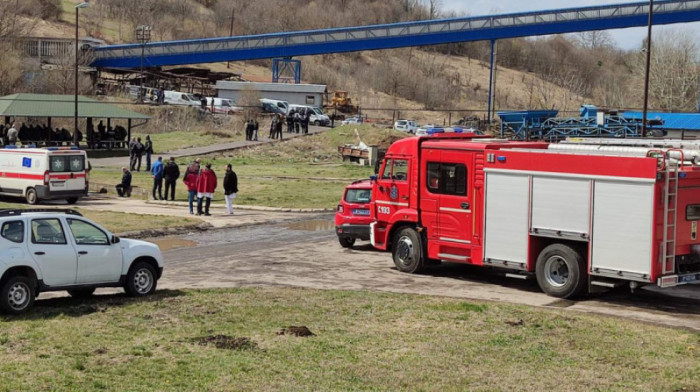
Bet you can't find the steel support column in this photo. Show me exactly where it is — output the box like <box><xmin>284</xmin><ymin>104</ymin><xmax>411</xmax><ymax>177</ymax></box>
<box><xmin>487</xmin><ymin>40</ymin><xmax>496</xmax><ymax>125</ymax></box>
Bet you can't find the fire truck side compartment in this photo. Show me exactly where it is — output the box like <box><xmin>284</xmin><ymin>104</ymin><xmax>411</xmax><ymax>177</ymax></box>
<box><xmin>591</xmin><ymin>181</ymin><xmax>655</xmax><ymax>281</ymax></box>
<box><xmin>483</xmin><ymin>172</ymin><xmax>529</xmax><ymax>268</ymax></box>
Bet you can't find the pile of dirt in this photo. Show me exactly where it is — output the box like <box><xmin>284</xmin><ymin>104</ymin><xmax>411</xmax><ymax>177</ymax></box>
<box><xmin>276</xmin><ymin>326</ymin><xmax>315</xmax><ymax>337</ymax></box>
<box><xmin>194</xmin><ymin>335</ymin><xmax>258</xmax><ymax>350</ymax></box>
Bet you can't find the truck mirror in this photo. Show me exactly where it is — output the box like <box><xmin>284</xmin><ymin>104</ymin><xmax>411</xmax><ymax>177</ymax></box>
<box><xmin>370</xmin><ymin>175</ymin><xmax>377</xmax><ymax>182</ymax></box>
<box><xmin>112</xmin><ymin>235</ymin><xmax>120</xmax><ymax>244</ymax></box>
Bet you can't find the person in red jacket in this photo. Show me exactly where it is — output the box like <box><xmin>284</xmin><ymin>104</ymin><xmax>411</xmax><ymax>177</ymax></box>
<box><xmin>195</xmin><ymin>163</ymin><xmax>217</xmax><ymax>216</ymax></box>
<box><xmin>183</xmin><ymin>159</ymin><xmax>200</xmax><ymax>214</ymax></box>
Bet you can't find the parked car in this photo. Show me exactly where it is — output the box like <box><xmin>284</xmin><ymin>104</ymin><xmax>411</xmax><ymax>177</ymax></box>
<box><xmin>0</xmin><ymin>209</ymin><xmax>164</xmax><ymax>314</ymax></box>
<box><xmin>163</xmin><ymin>91</ymin><xmax>199</xmax><ymax>106</ymax></box>
<box><xmin>334</xmin><ymin>180</ymin><xmax>373</xmax><ymax>248</ymax></box>
<box><xmin>341</xmin><ymin>116</ymin><xmax>363</xmax><ymax>125</ymax></box>
<box><xmin>260</xmin><ymin>99</ymin><xmax>289</xmax><ymax>114</ymax></box>
<box><xmin>394</xmin><ymin>120</ymin><xmax>419</xmax><ymax>133</ymax></box>
<box><xmin>289</xmin><ymin>104</ymin><xmax>331</xmax><ymax>126</ymax></box>
<box><xmin>205</xmin><ymin>97</ymin><xmax>241</xmax><ymax>114</ymax></box>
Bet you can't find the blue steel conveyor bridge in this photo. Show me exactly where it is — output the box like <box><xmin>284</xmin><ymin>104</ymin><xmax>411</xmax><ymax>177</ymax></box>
<box><xmin>91</xmin><ymin>1</ymin><xmax>700</xmax><ymax>68</ymax></box>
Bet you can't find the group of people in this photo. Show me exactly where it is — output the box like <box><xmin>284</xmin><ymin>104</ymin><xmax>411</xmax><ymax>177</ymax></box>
<box><xmin>286</xmin><ymin>108</ymin><xmax>312</xmax><ymax>135</ymax></box>
<box><xmin>128</xmin><ymin>135</ymin><xmax>154</xmax><ymax>172</ymax></box>
<box><xmin>244</xmin><ymin>119</ymin><xmax>259</xmax><ymax>141</ymax></box>
<box><xmin>0</xmin><ymin>122</ymin><xmax>79</xmax><ymax>146</ymax></box>
<box><xmin>183</xmin><ymin>159</ymin><xmax>239</xmax><ymax>216</ymax></box>
<box><xmin>116</xmin><ymin>156</ymin><xmax>239</xmax><ymax>216</ymax></box>
<box><xmin>268</xmin><ymin>114</ymin><xmax>285</xmax><ymax>140</ymax></box>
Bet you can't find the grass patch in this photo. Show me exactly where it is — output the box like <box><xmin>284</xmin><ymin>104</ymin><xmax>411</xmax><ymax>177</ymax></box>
<box><xmin>0</xmin><ymin>288</ymin><xmax>698</xmax><ymax>391</ymax></box>
<box><xmin>0</xmin><ymin>201</ymin><xmax>199</xmax><ymax>234</ymax></box>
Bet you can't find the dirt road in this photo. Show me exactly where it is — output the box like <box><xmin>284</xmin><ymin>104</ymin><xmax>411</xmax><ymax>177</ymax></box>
<box><xmin>155</xmin><ymin>215</ymin><xmax>700</xmax><ymax>331</ymax></box>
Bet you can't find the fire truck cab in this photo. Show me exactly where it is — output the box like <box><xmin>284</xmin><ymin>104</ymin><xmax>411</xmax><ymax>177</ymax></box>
<box><xmin>371</xmin><ymin>134</ymin><xmax>700</xmax><ymax>298</ymax></box>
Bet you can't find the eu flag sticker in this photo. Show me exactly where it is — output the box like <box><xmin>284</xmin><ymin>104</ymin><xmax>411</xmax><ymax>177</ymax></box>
<box><xmin>22</xmin><ymin>157</ymin><xmax>31</xmax><ymax>168</ymax></box>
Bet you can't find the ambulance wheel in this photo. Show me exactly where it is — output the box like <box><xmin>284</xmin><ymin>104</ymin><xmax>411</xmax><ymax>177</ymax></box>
<box><xmin>392</xmin><ymin>227</ymin><xmax>424</xmax><ymax>274</ymax></box>
<box><xmin>338</xmin><ymin>236</ymin><xmax>355</xmax><ymax>248</ymax></box>
<box><xmin>535</xmin><ymin>243</ymin><xmax>587</xmax><ymax>299</ymax></box>
<box><xmin>66</xmin><ymin>197</ymin><xmax>79</xmax><ymax>205</ymax></box>
<box><xmin>25</xmin><ymin>188</ymin><xmax>38</xmax><ymax>205</ymax></box>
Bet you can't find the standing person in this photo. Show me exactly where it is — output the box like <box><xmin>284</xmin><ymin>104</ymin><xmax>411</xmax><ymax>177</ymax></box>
<box><xmin>144</xmin><ymin>135</ymin><xmax>154</xmax><ymax>171</ymax></box>
<box><xmin>6</xmin><ymin>122</ymin><xmax>17</xmax><ymax>145</ymax></box>
<box><xmin>196</xmin><ymin>163</ymin><xmax>217</xmax><ymax>216</ymax></box>
<box><xmin>245</xmin><ymin>119</ymin><xmax>253</xmax><ymax>141</ymax></box>
<box><xmin>183</xmin><ymin>160</ymin><xmax>200</xmax><ymax>214</ymax></box>
<box><xmin>133</xmin><ymin>137</ymin><xmax>145</xmax><ymax>171</ymax></box>
<box><xmin>286</xmin><ymin>109</ymin><xmax>294</xmax><ymax>133</ymax></box>
<box><xmin>276</xmin><ymin>114</ymin><xmax>284</xmax><ymax>140</ymax></box>
<box><xmin>151</xmin><ymin>156</ymin><xmax>164</xmax><ymax>200</ymax></box>
<box><xmin>163</xmin><ymin>157</ymin><xmax>180</xmax><ymax>201</ymax></box>
<box><xmin>128</xmin><ymin>137</ymin><xmax>137</xmax><ymax>169</ymax></box>
<box><xmin>115</xmin><ymin>167</ymin><xmax>132</xmax><ymax>197</ymax></box>
<box><xmin>269</xmin><ymin>116</ymin><xmax>277</xmax><ymax>139</ymax></box>
<box><xmin>253</xmin><ymin>118</ymin><xmax>259</xmax><ymax>141</ymax></box>
<box><xmin>223</xmin><ymin>163</ymin><xmax>238</xmax><ymax>215</ymax></box>
<box><xmin>294</xmin><ymin>110</ymin><xmax>301</xmax><ymax>134</ymax></box>
<box><xmin>303</xmin><ymin>109</ymin><xmax>311</xmax><ymax>134</ymax></box>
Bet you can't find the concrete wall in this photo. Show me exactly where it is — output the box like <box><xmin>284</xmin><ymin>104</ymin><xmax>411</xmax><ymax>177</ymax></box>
<box><xmin>218</xmin><ymin>90</ymin><xmax>323</xmax><ymax>107</ymax></box>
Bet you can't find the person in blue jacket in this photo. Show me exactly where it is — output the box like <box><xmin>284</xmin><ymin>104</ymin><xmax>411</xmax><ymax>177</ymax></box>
<box><xmin>151</xmin><ymin>156</ymin><xmax>164</xmax><ymax>200</ymax></box>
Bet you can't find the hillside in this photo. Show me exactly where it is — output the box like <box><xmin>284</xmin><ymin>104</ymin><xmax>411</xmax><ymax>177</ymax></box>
<box><xmin>6</xmin><ymin>0</ymin><xmax>699</xmax><ymax>115</ymax></box>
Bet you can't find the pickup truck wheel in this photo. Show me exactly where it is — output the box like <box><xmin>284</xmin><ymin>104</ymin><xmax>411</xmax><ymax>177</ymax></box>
<box><xmin>314</xmin><ymin>120</ymin><xmax>320</xmax><ymax>126</ymax></box>
<box><xmin>1</xmin><ymin>276</ymin><xmax>35</xmax><ymax>314</ymax></box>
<box><xmin>392</xmin><ymin>227</ymin><xmax>425</xmax><ymax>274</ymax></box>
<box><xmin>124</xmin><ymin>262</ymin><xmax>157</xmax><ymax>297</ymax></box>
<box><xmin>68</xmin><ymin>288</ymin><xmax>95</xmax><ymax>298</ymax></box>
<box><xmin>26</xmin><ymin>188</ymin><xmax>38</xmax><ymax>205</ymax></box>
<box><xmin>535</xmin><ymin>244</ymin><xmax>587</xmax><ymax>299</ymax></box>
<box><xmin>338</xmin><ymin>236</ymin><xmax>356</xmax><ymax>248</ymax></box>
<box><xmin>66</xmin><ymin>197</ymin><xmax>79</xmax><ymax>205</ymax></box>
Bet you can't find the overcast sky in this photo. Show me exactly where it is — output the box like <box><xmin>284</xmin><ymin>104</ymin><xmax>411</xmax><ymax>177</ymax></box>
<box><xmin>441</xmin><ymin>0</ymin><xmax>700</xmax><ymax>50</ymax></box>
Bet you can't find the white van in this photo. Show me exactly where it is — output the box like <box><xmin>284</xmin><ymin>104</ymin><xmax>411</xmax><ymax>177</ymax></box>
<box><xmin>205</xmin><ymin>97</ymin><xmax>241</xmax><ymax>114</ymax></box>
<box><xmin>163</xmin><ymin>91</ymin><xmax>199</xmax><ymax>106</ymax></box>
<box><xmin>0</xmin><ymin>146</ymin><xmax>88</xmax><ymax>205</ymax></box>
<box><xmin>289</xmin><ymin>104</ymin><xmax>331</xmax><ymax>126</ymax></box>
<box><xmin>260</xmin><ymin>99</ymin><xmax>289</xmax><ymax>114</ymax></box>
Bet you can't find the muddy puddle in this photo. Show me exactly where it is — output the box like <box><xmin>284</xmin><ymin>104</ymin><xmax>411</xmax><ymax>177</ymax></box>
<box><xmin>151</xmin><ymin>238</ymin><xmax>197</xmax><ymax>251</ymax></box>
<box><xmin>283</xmin><ymin>219</ymin><xmax>334</xmax><ymax>232</ymax></box>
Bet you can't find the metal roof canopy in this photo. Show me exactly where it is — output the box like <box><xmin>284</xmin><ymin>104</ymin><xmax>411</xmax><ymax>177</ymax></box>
<box><xmin>0</xmin><ymin>94</ymin><xmax>150</xmax><ymax>120</ymax></box>
<box><xmin>216</xmin><ymin>81</ymin><xmax>327</xmax><ymax>93</ymax></box>
<box><xmin>91</xmin><ymin>0</ymin><xmax>700</xmax><ymax>68</ymax></box>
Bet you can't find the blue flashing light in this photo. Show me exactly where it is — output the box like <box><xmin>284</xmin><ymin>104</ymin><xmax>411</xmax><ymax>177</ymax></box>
<box><xmin>70</xmin><ymin>146</ymin><xmax>79</xmax><ymax>150</ymax></box>
<box><xmin>453</xmin><ymin>127</ymin><xmax>463</xmax><ymax>133</ymax></box>
<box><xmin>27</xmin><ymin>145</ymin><xmax>36</xmax><ymax>148</ymax></box>
<box><xmin>680</xmin><ymin>172</ymin><xmax>687</xmax><ymax>179</ymax></box>
<box><xmin>497</xmin><ymin>156</ymin><xmax>507</xmax><ymax>162</ymax></box>
<box><xmin>47</xmin><ymin>147</ymin><xmax>58</xmax><ymax>151</ymax></box>
<box><xmin>427</xmin><ymin>128</ymin><xmax>445</xmax><ymax>135</ymax></box>
<box><xmin>4</xmin><ymin>145</ymin><xmax>17</xmax><ymax>149</ymax></box>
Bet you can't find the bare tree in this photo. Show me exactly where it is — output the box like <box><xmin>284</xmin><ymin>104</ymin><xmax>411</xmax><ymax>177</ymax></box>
<box><xmin>572</xmin><ymin>31</ymin><xmax>614</xmax><ymax>50</ymax></box>
<box><xmin>632</xmin><ymin>30</ymin><xmax>700</xmax><ymax>111</ymax></box>
<box><xmin>428</xmin><ymin>0</ymin><xmax>441</xmax><ymax>19</ymax></box>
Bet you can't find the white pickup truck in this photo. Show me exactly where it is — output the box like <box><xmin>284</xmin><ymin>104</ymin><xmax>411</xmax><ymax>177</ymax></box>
<box><xmin>0</xmin><ymin>209</ymin><xmax>164</xmax><ymax>314</ymax></box>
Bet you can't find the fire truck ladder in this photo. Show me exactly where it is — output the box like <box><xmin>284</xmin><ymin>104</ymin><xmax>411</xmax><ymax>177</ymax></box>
<box><xmin>661</xmin><ymin>153</ymin><xmax>680</xmax><ymax>275</ymax></box>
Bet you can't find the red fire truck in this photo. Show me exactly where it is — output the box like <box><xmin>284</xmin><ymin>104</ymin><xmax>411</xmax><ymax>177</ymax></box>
<box><xmin>370</xmin><ymin>134</ymin><xmax>700</xmax><ymax>298</ymax></box>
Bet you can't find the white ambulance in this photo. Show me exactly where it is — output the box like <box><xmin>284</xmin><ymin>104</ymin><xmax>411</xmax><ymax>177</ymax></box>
<box><xmin>0</xmin><ymin>146</ymin><xmax>88</xmax><ymax>205</ymax></box>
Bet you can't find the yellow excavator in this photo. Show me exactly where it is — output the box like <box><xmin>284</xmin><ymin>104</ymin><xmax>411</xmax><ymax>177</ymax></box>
<box><xmin>325</xmin><ymin>91</ymin><xmax>358</xmax><ymax>114</ymax></box>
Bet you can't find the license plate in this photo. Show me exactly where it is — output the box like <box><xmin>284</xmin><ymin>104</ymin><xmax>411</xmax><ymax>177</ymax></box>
<box><xmin>353</xmin><ymin>209</ymin><xmax>370</xmax><ymax>216</ymax></box>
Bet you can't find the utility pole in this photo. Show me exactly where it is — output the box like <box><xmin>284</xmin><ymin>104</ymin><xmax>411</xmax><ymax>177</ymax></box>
<box><xmin>227</xmin><ymin>7</ymin><xmax>235</xmax><ymax>69</ymax></box>
<box><xmin>136</xmin><ymin>25</ymin><xmax>152</xmax><ymax>103</ymax></box>
<box><xmin>74</xmin><ymin>2</ymin><xmax>89</xmax><ymax>147</ymax></box>
<box><xmin>642</xmin><ymin>0</ymin><xmax>654</xmax><ymax>138</ymax></box>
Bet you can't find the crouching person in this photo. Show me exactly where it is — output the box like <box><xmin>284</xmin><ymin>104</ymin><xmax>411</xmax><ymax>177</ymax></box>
<box><xmin>116</xmin><ymin>167</ymin><xmax>132</xmax><ymax>197</ymax></box>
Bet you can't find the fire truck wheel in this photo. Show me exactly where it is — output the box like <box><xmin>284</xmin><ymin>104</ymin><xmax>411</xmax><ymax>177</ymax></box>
<box><xmin>338</xmin><ymin>236</ymin><xmax>356</xmax><ymax>248</ymax></box>
<box><xmin>392</xmin><ymin>227</ymin><xmax>425</xmax><ymax>273</ymax></box>
<box><xmin>535</xmin><ymin>244</ymin><xmax>587</xmax><ymax>299</ymax></box>
<box><xmin>25</xmin><ymin>188</ymin><xmax>38</xmax><ymax>205</ymax></box>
